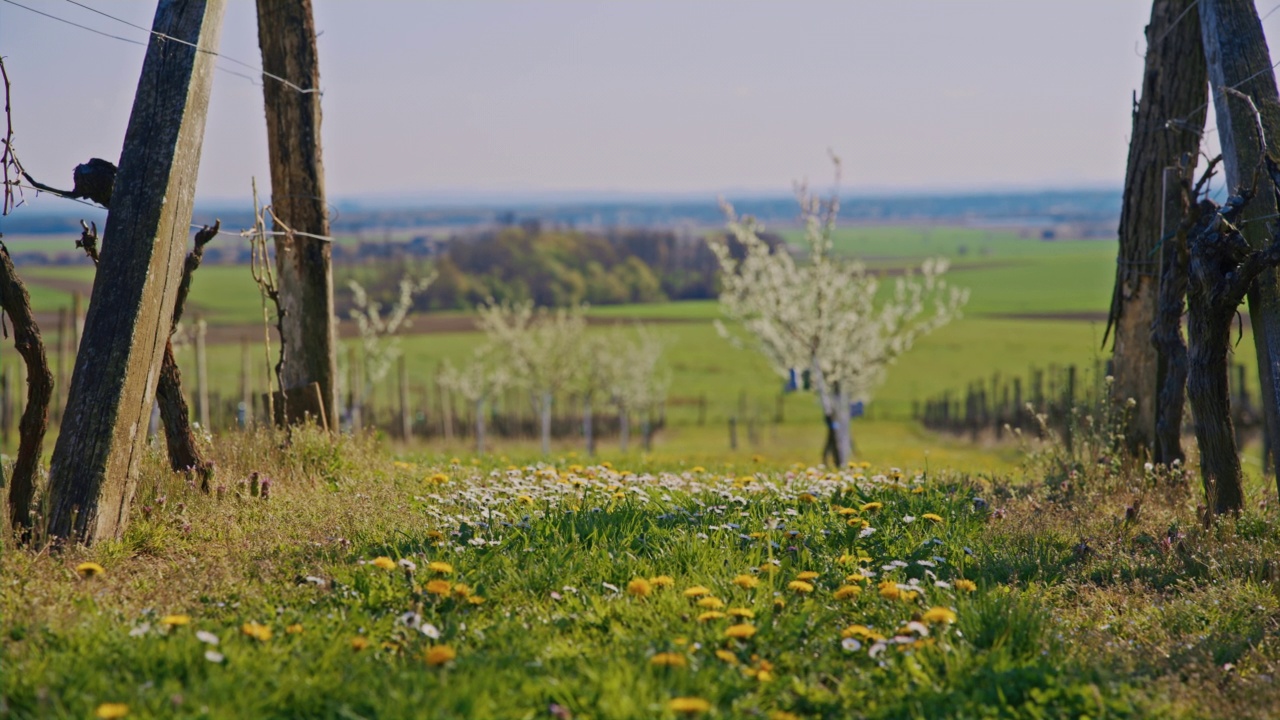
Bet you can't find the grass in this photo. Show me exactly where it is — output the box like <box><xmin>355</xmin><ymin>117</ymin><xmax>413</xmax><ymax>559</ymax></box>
<box><xmin>5</xmin><ymin>428</ymin><xmax>1280</xmax><ymax>718</ymax></box>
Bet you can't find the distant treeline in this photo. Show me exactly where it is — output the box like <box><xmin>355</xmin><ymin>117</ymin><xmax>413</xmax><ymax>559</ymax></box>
<box><xmin>339</xmin><ymin>223</ymin><xmax>784</xmax><ymax>311</ymax></box>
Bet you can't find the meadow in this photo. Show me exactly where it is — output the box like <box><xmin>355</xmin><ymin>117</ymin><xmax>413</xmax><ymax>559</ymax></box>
<box><xmin>7</xmin><ymin>226</ymin><xmax>1280</xmax><ymax>719</ymax></box>
<box><xmin>5</xmin><ymin>429</ymin><xmax>1280</xmax><ymax>718</ymax></box>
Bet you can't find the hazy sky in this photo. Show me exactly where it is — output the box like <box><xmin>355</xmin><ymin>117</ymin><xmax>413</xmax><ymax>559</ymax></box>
<box><xmin>0</xmin><ymin>1</ymin><xmax>1269</xmax><ymax>204</ymax></box>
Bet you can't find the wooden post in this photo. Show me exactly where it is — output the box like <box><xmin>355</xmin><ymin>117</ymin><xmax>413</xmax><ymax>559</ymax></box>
<box><xmin>398</xmin><ymin>355</ymin><xmax>411</xmax><ymax>440</ymax></box>
<box><xmin>55</xmin><ymin>307</ymin><xmax>68</xmax><ymax>421</ymax></box>
<box><xmin>1201</xmin><ymin>0</ymin><xmax>1280</xmax><ymax>494</ymax></box>
<box><xmin>195</xmin><ymin>315</ymin><xmax>209</xmax><ymax>429</ymax></box>
<box><xmin>44</xmin><ymin>0</ymin><xmax>227</xmax><ymax>543</ymax></box>
<box><xmin>71</xmin><ymin>291</ymin><xmax>83</xmax><ymax>351</ymax></box>
<box><xmin>345</xmin><ymin>345</ymin><xmax>360</xmax><ymax>427</ymax></box>
<box><xmin>240</xmin><ymin>336</ymin><xmax>253</xmax><ymax>428</ymax></box>
<box><xmin>255</xmin><ymin>0</ymin><xmax>337</xmax><ymax>427</ymax></box>
<box><xmin>1107</xmin><ymin>0</ymin><xmax>1206</xmax><ymax>457</ymax></box>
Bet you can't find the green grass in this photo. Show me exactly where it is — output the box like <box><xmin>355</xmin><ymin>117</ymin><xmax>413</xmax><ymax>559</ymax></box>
<box><xmin>4</xmin><ymin>430</ymin><xmax>1280</xmax><ymax>718</ymax></box>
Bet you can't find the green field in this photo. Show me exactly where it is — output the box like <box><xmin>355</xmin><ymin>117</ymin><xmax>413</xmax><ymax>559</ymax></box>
<box><xmin>0</xmin><ymin>226</ymin><xmax>1199</xmax><ymax>473</ymax></box>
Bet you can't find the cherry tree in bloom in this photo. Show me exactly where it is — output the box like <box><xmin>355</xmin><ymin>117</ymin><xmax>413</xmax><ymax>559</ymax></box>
<box><xmin>477</xmin><ymin>300</ymin><xmax>587</xmax><ymax>454</ymax></box>
<box><xmin>712</xmin><ymin>163</ymin><xmax>968</xmax><ymax>466</ymax></box>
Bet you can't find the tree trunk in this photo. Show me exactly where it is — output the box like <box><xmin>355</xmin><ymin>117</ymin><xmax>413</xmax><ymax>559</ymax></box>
<box><xmin>583</xmin><ymin>394</ymin><xmax>595</xmax><ymax>456</ymax></box>
<box><xmin>1108</xmin><ymin>0</ymin><xmax>1207</xmax><ymax>457</ymax></box>
<box><xmin>256</xmin><ymin>0</ymin><xmax>337</xmax><ymax>427</ymax></box>
<box><xmin>1153</xmin><ymin>166</ymin><xmax>1191</xmax><ymax>466</ymax></box>
<box><xmin>834</xmin><ymin>388</ymin><xmax>853</xmax><ymax>467</ymax></box>
<box><xmin>539</xmin><ymin>391</ymin><xmax>552</xmax><ymax>454</ymax></box>
<box><xmin>156</xmin><ymin>342</ymin><xmax>207</xmax><ymax>478</ymax></box>
<box><xmin>0</xmin><ymin>245</ymin><xmax>53</xmax><ymax>536</ymax></box>
<box><xmin>44</xmin><ymin>0</ymin><xmax>226</xmax><ymax>543</ymax></box>
<box><xmin>1201</xmin><ymin>0</ymin><xmax>1280</xmax><ymax>493</ymax></box>
<box><xmin>619</xmin><ymin>406</ymin><xmax>630</xmax><ymax>452</ymax></box>
<box><xmin>1184</xmin><ymin>185</ymin><xmax>1280</xmax><ymax>515</ymax></box>
<box><xmin>474</xmin><ymin>398</ymin><xmax>485</xmax><ymax>454</ymax></box>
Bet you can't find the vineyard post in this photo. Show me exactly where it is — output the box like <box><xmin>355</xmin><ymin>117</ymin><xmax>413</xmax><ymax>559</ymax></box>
<box><xmin>44</xmin><ymin>0</ymin><xmax>227</xmax><ymax>543</ymax></box>
<box><xmin>256</xmin><ymin>0</ymin><xmax>337</xmax><ymax>428</ymax></box>
<box><xmin>1200</xmin><ymin>0</ymin><xmax>1280</xmax><ymax>490</ymax></box>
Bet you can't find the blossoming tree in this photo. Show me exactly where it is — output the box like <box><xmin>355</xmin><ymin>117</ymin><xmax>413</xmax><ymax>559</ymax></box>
<box><xmin>712</xmin><ymin>164</ymin><xmax>968</xmax><ymax>466</ymax></box>
<box><xmin>477</xmin><ymin>300</ymin><xmax>587</xmax><ymax>454</ymax></box>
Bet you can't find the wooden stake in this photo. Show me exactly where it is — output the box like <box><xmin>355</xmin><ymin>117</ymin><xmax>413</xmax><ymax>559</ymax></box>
<box><xmin>256</xmin><ymin>0</ymin><xmax>337</xmax><ymax>426</ymax></box>
<box><xmin>44</xmin><ymin>0</ymin><xmax>227</xmax><ymax>543</ymax></box>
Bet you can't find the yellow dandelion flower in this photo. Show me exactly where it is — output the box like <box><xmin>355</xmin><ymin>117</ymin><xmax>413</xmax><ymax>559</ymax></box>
<box><xmin>922</xmin><ymin>606</ymin><xmax>958</xmax><ymax>624</ymax></box>
<box><xmin>371</xmin><ymin>556</ymin><xmax>396</xmax><ymax>571</ymax></box>
<box><xmin>452</xmin><ymin>583</ymin><xmax>472</xmax><ymax>598</ymax></box>
<box><xmin>241</xmin><ymin>623</ymin><xmax>272</xmax><ymax>642</ymax></box>
<box><xmin>878</xmin><ymin>581</ymin><xmax>901</xmax><ymax>600</ymax></box>
<box><xmin>696</xmin><ymin>596</ymin><xmax>725</xmax><ymax>610</ymax></box>
<box><xmin>160</xmin><ymin>614</ymin><xmax>190</xmax><ymax>627</ymax></box>
<box><xmin>833</xmin><ymin>585</ymin><xmax>862</xmax><ymax>600</ymax></box>
<box><xmin>76</xmin><ymin>562</ymin><xmax>105</xmax><ymax>579</ymax></box>
<box><xmin>286</xmin><ymin>624</ymin><xmax>304</xmax><ymax>634</ymax></box>
<box><xmin>728</xmin><ymin>607</ymin><xmax>755</xmax><ymax>619</ymax></box>
<box><xmin>900</xmin><ymin>590</ymin><xmax>920</xmax><ymax>603</ymax></box>
<box><xmin>467</xmin><ymin>595</ymin><xmax>486</xmax><ymax>605</ymax></box>
<box><xmin>771</xmin><ymin>712</ymin><xmax>802</xmax><ymax>720</ymax></box>
<box><xmin>697</xmin><ymin>611</ymin><xmax>727</xmax><ymax>622</ymax></box>
<box><xmin>860</xmin><ymin>502</ymin><xmax>883</xmax><ymax>512</ymax></box>
<box><xmin>912</xmin><ymin>486</ymin><xmax>925</xmax><ymax>494</ymax></box>
<box><xmin>627</xmin><ymin>577</ymin><xmax>653</xmax><ymax>597</ymax></box>
<box><xmin>427</xmin><ymin>473</ymin><xmax>449</xmax><ymax>484</ymax></box>
<box><xmin>650</xmin><ymin>652</ymin><xmax>687</xmax><ymax>667</ymax></box>
<box><xmin>449</xmin><ymin>457</ymin><xmax>461</xmax><ymax>464</ymax></box>
<box><xmin>351</xmin><ymin>636</ymin><xmax>370</xmax><ymax>651</ymax></box>
<box><xmin>649</xmin><ymin>575</ymin><xmax>675</xmax><ymax>588</ymax></box>
<box><xmin>845</xmin><ymin>573</ymin><xmax>867</xmax><ymax>583</ymax></box>
<box><xmin>691</xmin><ymin>466</ymin><xmax>706</xmax><ymax>473</ymax></box>
<box><xmin>673</xmin><ymin>636</ymin><xmax>689</xmax><ymax>646</ymax></box>
<box><xmin>841</xmin><ymin>624</ymin><xmax>874</xmax><ymax>639</ymax></box>
<box><xmin>668</xmin><ymin>697</ymin><xmax>712</xmax><ymax>715</ymax></box>
<box><xmin>836</xmin><ymin>506</ymin><xmax>859</xmax><ymax>516</ymax></box>
<box><xmin>922</xmin><ymin>513</ymin><xmax>944</xmax><ymax>523</ymax></box>
<box><xmin>424</xmin><ymin>644</ymin><xmax>457</xmax><ymax>666</ymax></box>
<box><xmin>683</xmin><ymin>585</ymin><xmax>712</xmax><ymax>598</ymax></box>
<box><xmin>733</xmin><ymin>574</ymin><xmax>760</xmax><ymax>589</ymax></box>
<box><xmin>846</xmin><ymin>517</ymin><xmax>870</xmax><ymax>528</ymax></box>
<box><xmin>715</xmin><ymin>648</ymin><xmax>739</xmax><ymax>664</ymax></box>
<box><xmin>795</xmin><ymin>571</ymin><xmax>819</xmax><ymax>581</ymax></box>
<box><xmin>94</xmin><ymin>703</ymin><xmax>130</xmax><ymax>719</ymax></box>
<box><xmin>797</xmin><ymin>492</ymin><xmax>817</xmax><ymax>504</ymax></box>
<box><xmin>955</xmin><ymin>579</ymin><xmax>977</xmax><ymax>592</ymax></box>
<box><xmin>427</xmin><ymin>561</ymin><xmax>454</xmax><ymax>574</ymax></box>
<box><xmin>517</xmin><ymin>495</ymin><xmax>534</xmax><ymax>505</ymax></box>
<box><xmin>725</xmin><ymin>623</ymin><xmax>757</xmax><ymax>639</ymax></box>
<box><xmin>425</xmin><ymin>579</ymin><xmax>452</xmax><ymax>596</ymax></box>
<box><xmin>773</xmin><ymin>597</ymin><xmax>786</xmax><ymax>610</ymax></box>
<box><xmin>787</xmin><ymin>580</ymin><xmax>814</xmax><ymax>594</ymax></box>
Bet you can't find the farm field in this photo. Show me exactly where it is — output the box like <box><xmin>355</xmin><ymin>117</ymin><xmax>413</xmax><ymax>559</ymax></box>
<box><xmin>4</xmin><ymin>433</ymin><xmax>1280</xmax><ymax>718</ymax></box>
<box><xmin>2</xmin><ymin>226</ymin><xmax>1247</xmax><ymax>474</ymax></box>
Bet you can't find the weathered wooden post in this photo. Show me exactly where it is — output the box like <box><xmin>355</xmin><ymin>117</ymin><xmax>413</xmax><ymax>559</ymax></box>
<box><xmin>71</xmin><ymin>291</ymin><xmax>83</xmax><ymax>351</ymax></box>
<box><xmin>44</xmin><ymin>0</ymin><xmax>226</xmax><ymax>543</ymax></box>
<box><xmin>240</xmin><ymin>335</ymin><xmax>253</xmax><ymax>428</ymax></box>
<box><xmin>54</xmin><ymin>306</ymin><xmax>68</xmax><ymax>421</ymax></box>
<box><xmin>1201</xmin><ymin>0</ymin><xmax>1280</xmax><ymax>496</ymax></box>
<box><xmin>256</xmin><ymin>0</ymin><xmax>337</xmax><ymax>428</ymax></box>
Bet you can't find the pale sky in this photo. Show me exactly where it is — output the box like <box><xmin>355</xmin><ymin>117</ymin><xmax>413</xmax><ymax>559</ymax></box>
<box><xmin>0</xmin><ymin>1</ymin><xmax>1269</xmax><ymax>204</ymax></box>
